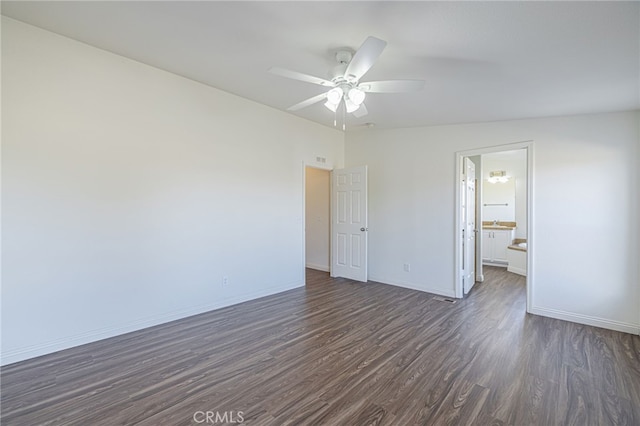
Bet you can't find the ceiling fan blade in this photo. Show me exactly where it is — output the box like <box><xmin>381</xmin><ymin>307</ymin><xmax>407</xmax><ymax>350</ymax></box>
<box><xmin>269</xmin><ymin>67</ymin><xmax>334</xmax><ymax>87</ymax></box>
<box><xmin>344</xmin><ymin>36</ymin><xmax>387</xmax><ymax>82</ymax></box>
<box><xmin>352</xmin><ymin>103</ymin><xmax>368</xmax><ymax>118</ymax></box>
<box><xmin>287</xmin><ymin>92</ymin><xmax>328</xmax><ymax>111</ymax></box>
<box><xmin>360</xmin><ymin>80</ymin><xmax>425</xmax><ymax>93</ymax></box>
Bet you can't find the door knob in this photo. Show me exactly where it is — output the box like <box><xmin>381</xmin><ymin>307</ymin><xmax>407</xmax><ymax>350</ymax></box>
<box><xmin>360</xmin><ymin>227</ymin><xmax>368</xmax><ymax>231</ymax></box>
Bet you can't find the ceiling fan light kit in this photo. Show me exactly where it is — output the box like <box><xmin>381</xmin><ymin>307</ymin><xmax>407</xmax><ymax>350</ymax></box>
<box><xmin>324</xmin><ymin>99</ymin><xmax>339</xmax><ymax>113</ymax></box>
<box><xmin>348</xmin><ymin>88</ymin><xmax>365</xmax><ymax>105</ymax></box>
<box><xmin>269</xmin><ymin>36</ymin><xmax>424</xmax><ymax>129</ymax></box>
<box><xmin>326</xmin><ymin>87</ymin><xmax>343</xmax><ymax>104</ymax></box>
<box><xmin>345</xmin><ymin>98</ymin><xmax>360</xmax><ymax>114</ymax></box>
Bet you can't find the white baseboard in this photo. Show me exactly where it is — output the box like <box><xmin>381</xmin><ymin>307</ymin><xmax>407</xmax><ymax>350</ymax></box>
<box><xmin>305</xmin><ymin>262</ymin><xmax>330</xmax><ymax>272</ymax></box>
<box><xmin>482</xmin><ymin>261</ymin><xmax>507</xmax><ymax>267</ymax></box>
<box><xmin>1</xmin><ymin>280</ymin><xmax>303</xmax><ymax>366</ymax></box>
<box><xmin>529</xmin><ymin>306</ymin><xmax>640</xmax><ymax>335</ymax></box>
<box><xmin>507</xmin><ymin>265</ymin><xmax>527</xmax><ymax>276</ymax></box>
<box><xmin>368</xmin><ymin>275</ymin><xmax>456</xmax><ymax>298</ymax></box>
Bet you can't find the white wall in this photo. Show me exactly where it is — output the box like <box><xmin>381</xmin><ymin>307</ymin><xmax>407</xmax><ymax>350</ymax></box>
<box><xmin>514</xmin><ymin>163</ymin><xmax>527</xmax><ymax>240</ymax></box>
<box><xmin>345</xmin><ymin>110</ymin><xmax>640</xmax><ymax>334</ymax></box>
<box><xmin>305</xmin><ymin>167</ymin><xmax>330</xmax><ymax>271</ymax></box>
<box><xmin>1</xmin><ymin>18</ymin><xmax>344</xmax><ymax>365</ymax></box>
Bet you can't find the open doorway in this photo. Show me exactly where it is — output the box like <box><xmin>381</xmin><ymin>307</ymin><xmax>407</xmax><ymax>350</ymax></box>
<box><xmin>304</xmin><ymin>166</ymin><xmax>331</xmax><ymax>273</ymax></box>
<box><xmin>481</xmin><ymin>150</ymin><xmax>528</xmax><ymax>275</ymax></box>
<box><xmin>303</xmin><ymin>164</ymin><xmax>369</xmax><ymax>284</ymax></box>
<box><xmin>455</xmin><ymin>141</ymin><xmax>533</xmax><ymax>313</ymax></box>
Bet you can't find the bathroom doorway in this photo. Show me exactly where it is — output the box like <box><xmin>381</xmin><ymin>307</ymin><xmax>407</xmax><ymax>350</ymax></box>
<box><xmin>481</xmin><ymin>149</ymin><xmax>528</xmax><ymax>274</ymax></box>
<box><xmin>455</xmin><ymin>141</ymin><xmax>533</xmax><ymax>312</ymax></box>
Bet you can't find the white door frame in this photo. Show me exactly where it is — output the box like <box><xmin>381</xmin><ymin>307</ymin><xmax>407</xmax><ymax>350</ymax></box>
<box><xmin>454</xmin><ymin>141</ymin><xmax>534</xmax><ymax>313</ymax></box>
<box><xmin>302</xmin><ymin>161</ymin><xmax>333</xmax><ymax>285</ymax></box>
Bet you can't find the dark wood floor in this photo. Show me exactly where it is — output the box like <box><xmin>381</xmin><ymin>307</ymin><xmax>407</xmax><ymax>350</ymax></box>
<box><xmin>2</xmin><ymin>267</ymin><xmax>639</xmax><ymax>425</ymax></box>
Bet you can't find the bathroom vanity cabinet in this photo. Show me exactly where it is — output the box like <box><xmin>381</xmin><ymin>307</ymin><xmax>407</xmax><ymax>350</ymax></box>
<box><xmin>482</xmin><ymin>228</ymin><xmax>514</xmax><ymax>265</ymax></box>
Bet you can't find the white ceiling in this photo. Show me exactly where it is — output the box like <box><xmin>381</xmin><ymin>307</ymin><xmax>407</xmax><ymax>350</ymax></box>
<box><xmin>3</xmin><ymin>1</ymin><xmax>639</xmax><ymax>131</ymax></box>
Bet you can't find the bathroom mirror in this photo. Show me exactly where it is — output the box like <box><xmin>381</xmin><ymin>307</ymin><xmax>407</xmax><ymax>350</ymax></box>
<box><xmin>483</xmin><ymin>178</ymin><xmax>515</xmax><ymax>221</ymax></box>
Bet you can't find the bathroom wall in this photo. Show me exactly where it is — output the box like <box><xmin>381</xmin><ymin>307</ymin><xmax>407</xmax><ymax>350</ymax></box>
<box><xmin>482</xmin><ymin>150</ymin><xmax>527</xmax><ymax>238</ymax></box>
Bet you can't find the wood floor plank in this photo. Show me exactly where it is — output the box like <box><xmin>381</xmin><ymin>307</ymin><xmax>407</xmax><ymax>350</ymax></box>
<box><xmin>2</xmin><ymin>266</ymin><xmax>639</xmax><ymax>425</ymax></box>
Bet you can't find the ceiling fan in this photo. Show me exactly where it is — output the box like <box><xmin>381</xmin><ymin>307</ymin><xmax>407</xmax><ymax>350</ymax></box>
<box><xmin>269</xmin><ymin>36</ymin><xmax>424</xmax><ymax>127</ymax></box>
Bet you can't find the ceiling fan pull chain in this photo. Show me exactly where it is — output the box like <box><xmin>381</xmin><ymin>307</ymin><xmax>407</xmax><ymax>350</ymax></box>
<box><xmin>342</xmin><ymin>100</ymin><xmax>346</xmax><ymax>131</ymax></box>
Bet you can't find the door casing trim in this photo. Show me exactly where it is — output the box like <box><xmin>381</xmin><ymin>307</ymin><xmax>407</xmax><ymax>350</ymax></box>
<box><xmin>454</xmin><ymin>141</ymin><xmax>534</xmax><ymax>315</ymax></box>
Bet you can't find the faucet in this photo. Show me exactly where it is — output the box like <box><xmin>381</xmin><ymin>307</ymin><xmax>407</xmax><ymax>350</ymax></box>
<box><xmin>493</xmin><ymin>219</ymin><xmax>498</xmax><ymax>225</ymax></box>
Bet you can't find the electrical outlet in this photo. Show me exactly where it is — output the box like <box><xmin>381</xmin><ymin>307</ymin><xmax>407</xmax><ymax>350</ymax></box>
<box><xmin>403</xmin><ymin>263</ymin><xmax>410</xmax><ymax>272</ymax></box>
<box><xmin>222</xmin><ymin>276</ymin><xmax>228</xmax><ymax>286</ymax></box>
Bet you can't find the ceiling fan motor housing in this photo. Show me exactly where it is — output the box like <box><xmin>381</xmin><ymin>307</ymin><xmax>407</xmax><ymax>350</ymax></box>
<box><xmin>330</xmin><ymin>50</ymin><xmax>354</xmax><ymax>82</ymax></box>
<box><xmin>335</xmin><ymin>50</ymin><xmax>352</xmax><ymax>64</ymax></box>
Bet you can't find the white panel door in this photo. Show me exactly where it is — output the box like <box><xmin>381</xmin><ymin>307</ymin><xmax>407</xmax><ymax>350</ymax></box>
<box><xmin>463</xmin><ymin>158</ymin><xmax>476</xmax><ymax>294</ymax></box>
<box><xmin>331</xmin><ymin>165</ymin><xmax>368</xmax><ymax>282</ymax></box>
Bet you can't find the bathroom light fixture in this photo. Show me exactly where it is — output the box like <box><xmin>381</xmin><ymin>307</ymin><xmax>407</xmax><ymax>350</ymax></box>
<box><xmin>488</xmin><ymin>170</ymin><xmax>510</xmax><ymax>184</ymax></box>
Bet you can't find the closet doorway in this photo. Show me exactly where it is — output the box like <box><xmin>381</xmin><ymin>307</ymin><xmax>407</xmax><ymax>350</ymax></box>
<box><xmin>304</xmin><ymin>167</ymin><xmax>331</xmax><ymax>273</ymax></box>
